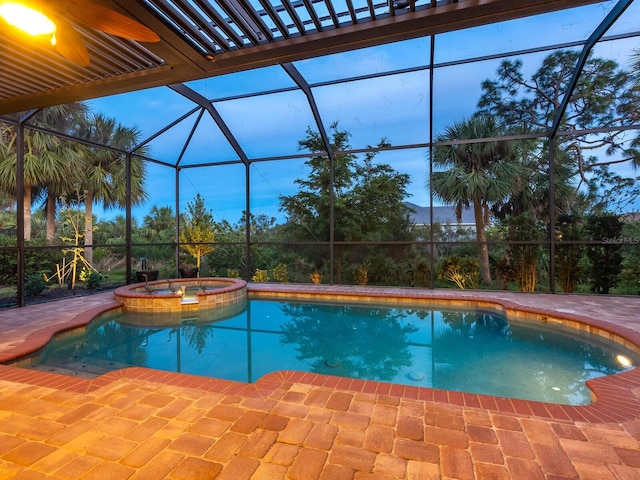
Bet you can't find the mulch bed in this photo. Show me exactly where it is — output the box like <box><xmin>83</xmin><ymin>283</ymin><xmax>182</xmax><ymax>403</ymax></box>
<box><xmin>0</xmin><ymin>285</ymin><xmax>121</xmax><ymax>308</ymax></box>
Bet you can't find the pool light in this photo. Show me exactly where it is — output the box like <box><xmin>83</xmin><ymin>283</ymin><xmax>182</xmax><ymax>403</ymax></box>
<box><xmin>616</xmin><ymin>354</ymin><xmax>632</xmax><ymax>367</ymax></box>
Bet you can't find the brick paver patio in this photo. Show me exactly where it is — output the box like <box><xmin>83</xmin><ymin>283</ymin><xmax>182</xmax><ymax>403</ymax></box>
<box><xmin>0</xmin><ymin>284</ymin><xmax>639</xmax><ymax>479</ymax></box>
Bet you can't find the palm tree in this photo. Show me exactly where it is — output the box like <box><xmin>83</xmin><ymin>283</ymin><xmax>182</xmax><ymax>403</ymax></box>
<box><xmin>431</xmin><ymin>114</ymin><xmax>521</xmax><ymax>285</ymax></box>
<box><xmin>74</xmin><ymin>113</ymin><xmax>148</xmax><ymax>264</ymax></box>
<box><xmin>0</xmin><ymin>188</ymin><xmax>16</xmax><ymax>230</ymax></box>
<box><xmin>0</xmin><ymin>105</ymin><xmax>86</xmax><ymax>241</ymax></box>
<box><xmin>142</xmin><ymin>205</ymin><xmax>175</xmax><ymax>241</ymax></box>
<box><xmin>36</xmin><ymin>104</ymin><xmax>89</xmax><ymax>243</ymax></box>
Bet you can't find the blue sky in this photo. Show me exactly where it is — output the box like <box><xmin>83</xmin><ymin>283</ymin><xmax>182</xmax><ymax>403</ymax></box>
<box><xmin>86</xmin><ymin>0</ymin><xmax>640</xmax><ymax>224</ymax></box>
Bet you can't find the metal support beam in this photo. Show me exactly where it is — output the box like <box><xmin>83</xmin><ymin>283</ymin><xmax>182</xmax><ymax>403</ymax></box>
<box><xmin>175</xmin><ymin>168</ymin><xmax>181</xmax><ymax>277</ymax></box>
<box><xmin>549</xmin><ymin>0</ymin><xmax>633</xmax><ymax>137</ymax></box>
<box><xmin>15</xmin><ymin>109</ymin><xmax>39</xmax><ymax>306</ymax></box>
<box><xmin>282</xmin><ymin>63</ymin><xmax>334</xmax><ymax>159</ymax></box>
<box><xmin>176</xmin><ymin>108</ymin><xmax>206</xmax><ymax>167</ymax></box>
<box><xmin>548</xmin><ymin>138</ymin><xmax>556</xmax><ymax>293</ymax></box>
<box><xmin>125</xmin><ymin>154</ymin><xmax>133</xmax><ymax>284</ymax></box>
<box><xmin>428</xmin><ymin>35</ymin><xmax>435</xmax><ymax>290</ymax></box>
<box><xmin>169</xmin><ymin>83</ymin><xmax>251</xmax><ymax>167</ymax></box>
<box><xmin>135</xmin><ymin>106</ymin><xmax>201</xmax><ymax>152</ymax></box>
<box><xmin>282</xmin><ymin>62</ymin><xmax>336</xmax><ymax>283</ymax></box>
<box><xmin>15</xmin><ymin>124</ymin><xmax>25</xmax><ymax>307</ymax></box>
<box><xmin>245</xmin><ymin>163</ymin><xmax>252</xmax><ymax>280</ymax></box>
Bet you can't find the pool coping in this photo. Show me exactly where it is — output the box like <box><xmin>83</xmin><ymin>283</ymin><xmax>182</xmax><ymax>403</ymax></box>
<box><xmin>1</xmin><ymin>284</ymin><xmax>639</xmax><ymax>424</ymax></box>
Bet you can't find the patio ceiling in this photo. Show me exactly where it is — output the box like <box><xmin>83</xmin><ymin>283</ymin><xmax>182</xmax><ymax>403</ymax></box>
<box><xmin>0</xmin><ymin>0</ymin><xmax>602</xmax><ymax>115</ymax></box>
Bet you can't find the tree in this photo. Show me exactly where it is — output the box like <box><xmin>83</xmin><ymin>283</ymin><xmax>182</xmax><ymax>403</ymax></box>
<box><xmin>632</xmin><ymin>48</ymin><xmax>640</xmax><ymax>82</ymax></box>
<box><xmin>490</xmin><ymin>136</ymin><xmax>577</xmax><ymax>223</ymax></box>
<box><xmin>0</xmin><ymin>190</ymin><xmax>16</xmax><ymax>229</ymax></box>
<box><xmin>554</xmin><ymin>213</ymin><xmax>585</xmax><ymax>293</ymax></box>
<box><xmin>279</xmin><ymin>123</ymin><xmax>356</xmax><ymax>245</ymax></box>
<box><xmin>142</xmin><ymin>205</ymin><xmax>175</xmax><ymax>242</ymax></box>
<box><xmin>179</xmin><ymin>194</ymin><xmax>215</xmax><ymax>275</ymax></box>
<box><xmin>502</xmin><ymin>212</ymin><xmax>545</xmax><ymax>292</ymax></box>
<box><xmin>584</xmin><ymin>215</ymin><xmax>623</xmax><ymax>294</ymax></box>
<box><xmin>139</xmin><ymin>205</ymin><xmax>176</xmax><ymax>261</ymax></box>
<box><xmin>204</xmin><ymin>212</ymin><xmax>281</xmax><ymax>278</ymax></box>
<box><xmin>617</xmin><ymin>220</ymin><xmax>640</xmax><ymax>294</ymax></box>
<box><xmin>279</xmin><ymin>123</ymin><xmax>414</xmax><ymax>283</ymax></box>
<box><xmin>0</xmin><ymin>104</ymin><xmax>86</xmax><ymax>241</ymax></box>
<box><xmin>431</xmin><ymin>114</ymin><xmax>521</xmax><ymax>285</ymax></box>
<box><xmin>474</xmin><ymin>51</ymin><xmax>640</xmax><ymax>290</ymax></box>
<box><xmin>74</xmin><ymin>113</ymin><xmax>148</xmax><ymax>264</ymax></box>
<box><xmin>46</xmin><ymin>192</ymin><xmax>99</xmax><ymax>290</ymax></box>
<box><xmin>142</xmin><ymin>205</ymin><xmax>176</xmax><ymax>240</ymax></box>
<box><xmin>37</xmin><ymin>104</ymin><xmax>89</xmax><ymax>243</ymax></box>
<box><xmin>206</xmin><ymin>218</ymin><xmax>246</xmax><ymax>276</ymax></box>
<box><xmin>478</xmin><ymin>50</ymin><xmax>640</xmax><ymax>205</ymax></box>
<box><xmin>583</xmin><ymin>166</ymin><xmax>640</xmax><ymax>216</ymax></box>
<box><xmin>352</xmin><ymin>154</ymin><xmax>414</xmax><ymax>241</ymax></box>
<box><xmin>93</xmin><ymin>214</ymin><xmax>129</xmax><ymax>246</ymax></box>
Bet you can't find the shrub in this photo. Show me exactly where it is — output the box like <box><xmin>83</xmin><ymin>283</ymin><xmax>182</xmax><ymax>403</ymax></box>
<box><xmin>413</xmin><ymin>260</ymin><xmax>430</xmax><ymax>287</ymax></box>
<box><xmin>309</xmin><ymin>271</ymin><xmax>322</xmax><ymax>284</ymax></box>
<box><xmin>494</xmin><ymin>257</ymin><xmax>517</xmax><ymax>290</ymax></box>
<box><xmin>272</xmin><ymin>263</ymin><xmax>288</xmax><ymax>282</ymax></box>
<box><xmin>252</xmin><ymin>269</ymin><xmax>269</xmax><ymax>282</ymax></box>
<box><xmin>354</xmin><ymin>265</ymin><xmax>369</xmax><ymax>285</ymax></box>
<box><xmin>0</xmin><ymin>236</ymin><xmax>61</xmax><ymax>286</ymax></box>
<box><xmin>438</xmin><ymin>255</ymin><xmax>479</xmax><ymax>289</ymax></box>
<box><xmin>0</xmin><ymin>234</ymin><xmax>16</xmax><ymax>284</ymax></box>
<box><xmin>25</xmin><ymin>274</ymin><xmax>46</xmax><ymax>297</ymax></box>
<box><xmin>502</xmin><ymin>213</ymin><xmax>545</xmax><ymax>292</ymax></box>
<box><xmin>85</xmin><ymin>271</ymin><xmax>103</xmax><ymax>290</ymax></box>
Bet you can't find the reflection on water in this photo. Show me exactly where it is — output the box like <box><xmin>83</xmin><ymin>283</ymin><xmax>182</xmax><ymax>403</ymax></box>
<box><xmin>279</xmin><ymin>303</ymin><xmax>418</xmax><ymax>380</ymax></box>
<box><xmin>433</xmin><ymin>311</ymin><xmax>624</xmax><ymax>404</ymax></box>
<box><xmin>25</xmin><ymin>299</ymin><xmax>639</xmax><ymax>405</ymax></box>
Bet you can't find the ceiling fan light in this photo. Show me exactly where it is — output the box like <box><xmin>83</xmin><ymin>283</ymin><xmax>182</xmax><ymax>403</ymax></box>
<box><xmin>0</xmin><ymin>2</ymin><xmax>56</xmax><ymax>36</ymax></box>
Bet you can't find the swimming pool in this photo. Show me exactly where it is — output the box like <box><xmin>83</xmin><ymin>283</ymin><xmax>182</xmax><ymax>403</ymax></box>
<box><xmin>23</xmin><ymin>298</ymin><xmax>638</xmax><ymax>405</ymax></box>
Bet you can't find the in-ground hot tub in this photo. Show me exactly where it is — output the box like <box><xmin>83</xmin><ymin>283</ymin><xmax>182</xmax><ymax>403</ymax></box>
<box><xmin>114</xmin><ymin>277</ymin><xmax>247</xmax><ymax>312</ymax></box>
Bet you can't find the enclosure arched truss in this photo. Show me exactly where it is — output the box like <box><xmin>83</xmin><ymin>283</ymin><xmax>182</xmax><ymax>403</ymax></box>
<box><xmin>1</xmin><ymin>0</ymin><xmax>639</xmax><ymax>306</ymax></box>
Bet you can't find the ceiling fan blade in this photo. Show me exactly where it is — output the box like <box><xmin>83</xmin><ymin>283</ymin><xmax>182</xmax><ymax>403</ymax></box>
<box><xmin>64</xmin><ymin>0</ymin><xmax>160</xmax><ymax>42</ymax></box>
<box><xmin>52</xmin><ymin>16</ymin><xmax>90</xmax><ymax>66</ymax></box>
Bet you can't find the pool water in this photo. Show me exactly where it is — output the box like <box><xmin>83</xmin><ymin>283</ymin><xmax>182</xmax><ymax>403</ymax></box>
<box><xmin>27</xmin><ymin>299</ymin><xmax>639</xmax><ymax>405</ymax></box>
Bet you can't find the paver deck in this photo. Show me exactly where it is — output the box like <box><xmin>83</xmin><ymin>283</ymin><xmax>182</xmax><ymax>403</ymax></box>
<box><xmin>0</xmin><ymin>284</ymin><xmax>639</xmax><ymax>479</ymax></box>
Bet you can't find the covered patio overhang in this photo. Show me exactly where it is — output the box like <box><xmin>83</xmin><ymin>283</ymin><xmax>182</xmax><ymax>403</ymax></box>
<box><xmin>0</xmin><ymin>0</ymin><xmax>603</xmax><ymax>114</ymax></box>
